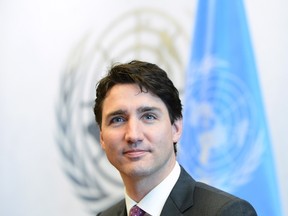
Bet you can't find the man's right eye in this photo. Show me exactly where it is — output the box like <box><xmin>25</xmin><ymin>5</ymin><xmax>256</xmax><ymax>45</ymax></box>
<box><xmin>110</xmin><ymin>116</ymin><xmax>125</xmax><ymax>124</ymax></box>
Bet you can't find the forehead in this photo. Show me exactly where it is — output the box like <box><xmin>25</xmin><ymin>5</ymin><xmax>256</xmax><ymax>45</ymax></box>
<box><xmin>102</xmin><ymin>84</ymin><xmax>166</xmax><ymax>112</ymax></box>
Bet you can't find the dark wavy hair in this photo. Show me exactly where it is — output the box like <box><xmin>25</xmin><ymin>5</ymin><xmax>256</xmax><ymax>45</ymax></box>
<box><xmin>94</xmin><ymin>60</ymin><xmax>182</xmax><ymax>128</ymax></box>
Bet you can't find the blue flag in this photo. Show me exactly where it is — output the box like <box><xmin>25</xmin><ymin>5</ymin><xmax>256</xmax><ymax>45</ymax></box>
<box><xmin>178</xmin><ymin>0</ymin><xmax>283</xmax><ymax>215</ymax></box>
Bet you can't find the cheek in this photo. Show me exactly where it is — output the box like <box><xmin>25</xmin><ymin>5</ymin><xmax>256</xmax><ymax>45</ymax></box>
<box><xmin>151</xmin><ymin>127</ymin><xmax>173</xmax><ymax>147</ymax></box>
<box><xmin>101</xmin><ymin>131</ymin><xmax>121</xmax><ymax>152</ymax></box>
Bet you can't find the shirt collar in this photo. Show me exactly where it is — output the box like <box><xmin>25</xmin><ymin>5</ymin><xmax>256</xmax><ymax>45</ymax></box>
<box><xmin>125</xmin><ymin>162</ymin><xmax>181</xmax><ymax>216</ymax></box>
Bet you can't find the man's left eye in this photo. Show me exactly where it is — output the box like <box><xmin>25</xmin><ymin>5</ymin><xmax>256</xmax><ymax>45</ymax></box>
<box><xmin>143</xmin><ymin>114</ymin><xmax>156</xmax><ymax>120</ymax></box>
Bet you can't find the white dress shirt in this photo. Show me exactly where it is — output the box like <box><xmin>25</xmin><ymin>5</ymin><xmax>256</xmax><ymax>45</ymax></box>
<box><xmin>125</xmin><ymin>162</ymin><xmax>181</xmax><ymax>216</ymax></box>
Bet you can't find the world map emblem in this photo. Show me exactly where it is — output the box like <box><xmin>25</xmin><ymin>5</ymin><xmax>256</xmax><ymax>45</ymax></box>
<box><xmin>179</xmin><ymin>56</ymin><xmax>265</xmax><ymax>192</ymax></box>
<box><xmin>56</xmin><ymin>8</ymin><xmax>189</xmax><ymax>214</ymax></box>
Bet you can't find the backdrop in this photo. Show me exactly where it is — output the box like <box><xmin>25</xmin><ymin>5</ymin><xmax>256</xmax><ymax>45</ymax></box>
<box><xmin>0</xmin><ymin>0</ymin><xmax>287</xmax><ymax>215</ymax></box>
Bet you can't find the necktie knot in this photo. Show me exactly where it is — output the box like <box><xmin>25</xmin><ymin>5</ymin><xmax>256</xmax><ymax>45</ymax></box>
<box><xmin>129</xmin><ymin>205</ymin><xmax>146</xmax><ymax>216</ymax></box>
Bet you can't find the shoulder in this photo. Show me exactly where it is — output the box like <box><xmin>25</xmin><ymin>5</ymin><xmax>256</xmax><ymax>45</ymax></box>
<box><xmin>193</xmin><ymin>182</ymin><xmax>257</xmax><ymax>215</ymax></box>
<box><xmin>194</xmin><ymin>181</ymin><xmax>237</xmax><ymax>201</ymax></box>
<box><xmin>97</xmin><ymin>199</ymin><xmax>126</xmax><ymax>216</ymax></box>
<box><xmin>172</xmin><ymin>166</ymin><xmax>257</xmax><ymax>215</ymax></box>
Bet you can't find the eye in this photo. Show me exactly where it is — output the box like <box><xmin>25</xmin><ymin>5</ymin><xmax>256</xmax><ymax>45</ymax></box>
<box><xmin>110</xmin><ymin>116</ymin><xmax>125</xmax><ymax>125</ymax></box>
<box><xmin>142</xmin><ymin>113</ymin><xmax>157</xmax><ymax>121</ymax></box>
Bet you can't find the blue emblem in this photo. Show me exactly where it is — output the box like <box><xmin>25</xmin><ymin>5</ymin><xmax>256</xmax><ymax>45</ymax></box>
<box><xmin>179</xmin><ymin>56</ymin><xmax>264</xmax><ymax>191</ymax></box>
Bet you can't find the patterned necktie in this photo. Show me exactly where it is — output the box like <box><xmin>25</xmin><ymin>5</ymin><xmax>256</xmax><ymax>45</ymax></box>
<box><xmin>129</xmin><ymin>205</ymin><xmax>146</xmax><ymax>216</ymax></box>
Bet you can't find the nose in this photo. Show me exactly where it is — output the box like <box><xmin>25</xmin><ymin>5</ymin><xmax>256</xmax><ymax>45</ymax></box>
<box><xmin>124</xmin><ymin>117</ymin><xmax>143</xmax><ymax>145</ymax></box>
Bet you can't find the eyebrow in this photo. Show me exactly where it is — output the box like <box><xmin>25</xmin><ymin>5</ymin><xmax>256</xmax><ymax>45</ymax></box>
<box><xmin>105</xmin><ymin>109</ymin><xmax>127</xmax><ymax>119</ymax></box>
<box><xmin>105</xmin><ymin>106</ymin><xmax>161</xmax><ymax>119</ymax></box>
<box><xmin>137</xmin><ymin>106</ymin><xmax>161</xmax><ymax>114</ymax></box>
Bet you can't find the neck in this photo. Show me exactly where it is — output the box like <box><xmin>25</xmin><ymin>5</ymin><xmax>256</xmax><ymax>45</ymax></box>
<box><xmin>122</xmin><ymin>160</ymin><xmax>176</xmax><ymax>202</ymax></box>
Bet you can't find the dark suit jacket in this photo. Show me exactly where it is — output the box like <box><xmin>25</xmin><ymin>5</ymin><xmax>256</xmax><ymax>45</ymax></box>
<box><xmin>97</xmin><ymin>166</ymin><xmax>257</xmax><ymax>216</ymax></box>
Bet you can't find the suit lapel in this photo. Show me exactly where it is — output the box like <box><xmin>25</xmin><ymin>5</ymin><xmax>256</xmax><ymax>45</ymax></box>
<box><xmin>119</xmin><ymin>206</ymin><xmax>127</xmax><ymax>216</ymax></box>
<box><xmin>160</xmin><ymin>166</ymin><xmax>196</xmax><ymax>215</ymax></box>
<box><xmin>114</xmin><ymin>199</ymin><xmax>127</xmax><ymax>216</ymax></box>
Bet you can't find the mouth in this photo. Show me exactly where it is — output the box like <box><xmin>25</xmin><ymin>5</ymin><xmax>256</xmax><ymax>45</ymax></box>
<box><xmin>123</xmin><ymin>149</ymin><xmax>149</xmax><ymax>158</ymax></box>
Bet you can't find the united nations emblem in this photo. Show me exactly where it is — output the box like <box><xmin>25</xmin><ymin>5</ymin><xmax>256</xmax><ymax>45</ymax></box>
<box><xmin>179</xmin><ymin>55</ymin><xmax>265</xmax><ymax>192</ymax></box>
<box><xmin>56</xmin><ymin>8</ymin><xmax>189</xmax><ymax>214</ymax></box>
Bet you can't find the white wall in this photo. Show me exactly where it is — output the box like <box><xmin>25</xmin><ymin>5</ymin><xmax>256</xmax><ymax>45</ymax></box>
<box><xmin>245</xmin><ymin>0</ymin><xmax>288</xmax><ymax>214</ymax></box>
<box><xmin>0</xmin><ymin>0</ymin><xmax>287</xmax><ymax>215</ymax></box>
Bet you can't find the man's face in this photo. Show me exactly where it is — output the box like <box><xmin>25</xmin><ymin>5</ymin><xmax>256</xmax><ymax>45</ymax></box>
<box><xmin>100</xmin><ymin>84</ymin><xmax>182</xmax><ymax>181</ymax></box>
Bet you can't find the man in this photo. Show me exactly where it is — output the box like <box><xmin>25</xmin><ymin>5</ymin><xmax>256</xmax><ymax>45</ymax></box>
<box><xmin>93</xmin><ymin>60</ymin><xmax>257</xmax><ymax>216</ymax></box>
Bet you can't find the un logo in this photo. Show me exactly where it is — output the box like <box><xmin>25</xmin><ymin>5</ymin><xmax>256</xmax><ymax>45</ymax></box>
<box><xmin>180</xmin><ymin>56</ymin><xmax>264</xmax><ymax>191</ymax></box>
<box><xmin>56</xmin><ymin>8</ymin><xmax>189</xmax><ymax>214</ymax></box>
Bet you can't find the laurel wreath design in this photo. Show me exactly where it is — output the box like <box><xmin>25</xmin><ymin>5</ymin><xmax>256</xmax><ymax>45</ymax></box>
<box><xmin>55</xmin><ymin>7</ymin><xmax>190</xmax><ymax>214</ymax></box>
<box><xmin>56</xmin><ymin>58</ymin><xmax>124</xmax><ymax>213</ymax></box>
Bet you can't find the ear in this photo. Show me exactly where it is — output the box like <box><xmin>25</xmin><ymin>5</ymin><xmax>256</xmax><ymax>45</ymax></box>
<box><xmin>172</xmin><ymin>118</ymin><xmax>183</xmax><ymax>143</ymax></box>
<box><xmin>100</xmin><ymin>131</ymin><xmax>106</xmax><ymax>150</ymax></box>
